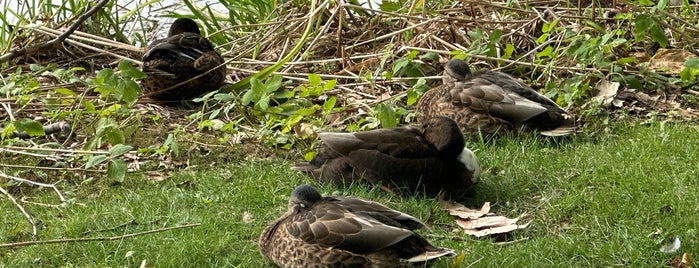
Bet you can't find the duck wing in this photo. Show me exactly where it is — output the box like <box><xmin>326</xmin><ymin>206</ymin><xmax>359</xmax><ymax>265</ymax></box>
<box><xmin>318</xmin><ymin>126</ymin><xmax>436</xmax><ymax>159</ymax></box>
<box><xmin>143</xmin><ymin>32</ymin><xmax>212</xmax><ymax>61</ymax></box>
<box><xmin>452</xmin><ymin>76</ymin><xmax>550</xmax><ymax>123</ymax></box>
<box><xmin>287</xmin><ymin>198</ymin><xmax>418</xmax><ymax>254</ymax></box>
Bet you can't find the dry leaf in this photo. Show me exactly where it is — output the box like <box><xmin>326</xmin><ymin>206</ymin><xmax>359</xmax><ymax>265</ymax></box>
<box><xmin>293</xmin><ymin>123</ymin><xmax>317</xmax><ymax>139</ymax></box>
<box><xmin>456</xmin><ymin>216</ymin><xmax>519</xmax><ymax>229</ymax></box>
<box><xmin>242</xmin><ymin>211</ymin><xmax>254</xmax><ymax>223</ymax></box>
<box><xmin>594</xmin><ymin>80</ymin><xmax>620</xmax><ymax>107</ymax></box>
<box><xmin>438</xmin><ymin>193</ymin><xmax>490</xmax><ymax>219</ymax></box>
<box><xmin>461</xmin><ymin>220</ymin><xmax>532</xmax><ymax>238</ymax></box>
<box><xmin>144</xmin><ymin>171</ymin><xmax>170</xmax><ymax>182</ymax></box>
<box><xmin>648</xmin><ymin>48</ymin><xmax>698</xmax><ymax>74</ymax></box>
<box><xmin>668</xmin><ymin>252</ymin><xmax>693</xmax><ymax>268</ymax></box>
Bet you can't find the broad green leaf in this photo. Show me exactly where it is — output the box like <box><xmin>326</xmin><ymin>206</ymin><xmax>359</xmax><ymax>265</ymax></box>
<box><xmin>107</xmin><ymin>159</ymin><xmax>127</xmax><ymax>183</ymax></box>
<box><xmin>322</xmin><ymin>97</ymin><xmax>336</xmax><ymax>113</ymax></box>
<box><xmin>308</xmin><ymin>73</ymin><xmax>321</xmax><ymax>86</ymax></box>
<box><xmin>86</xmin><ymin>155</ymin><xmax>108</xmax><ymax>169</ymax></box>
<box><xmin>650</xmin><ymin>24</ymin><xmax>668</xmax><ymax>48</ymax></box>
<box><xmin>54</xmin><ymin>87</ymin><xmax>76</xmax><ymax>96</ymax></box>
<box><xmin>536</xmin><ymin>46</ymin><xmax>554</xmax><ymax>59</ymax></box>
<box><xmin>634</xmin><ymin>14</ymin><xmax>652</xmax><ymax>35</ymax></box>
<box><xmin>109</xmin><ymin>144</ymin><xmax>133</xmax><ymax>157</ymax></box>
<box><xmin>14</xmin><ymin>119</ymin><xmax>44</xmax><ymax>137</ymax></box>
<box><xmin>117</xmin><ymin>60</ymin><xmax>146</xmax><ymax>79</ymax></box>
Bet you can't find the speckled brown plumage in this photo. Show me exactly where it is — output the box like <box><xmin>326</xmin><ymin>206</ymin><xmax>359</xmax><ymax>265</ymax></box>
<box><xmin>417</xmin><ymin>59</ymin><xmax>576</xmax><ymax>136</ymax></box>
<box><xmin>292</xmin><ymin>116</ymin><xmax>481</xmax><ymax>196</ymax></box>
<box><xmin>259</xmin><ymin>184</ymin><xmax>456</xmax><ymax>268</ymax></box>
<box><xmin>141</xmin><ymin>18</ymin><xmax>225</xmax><ymax>103</ymax></box>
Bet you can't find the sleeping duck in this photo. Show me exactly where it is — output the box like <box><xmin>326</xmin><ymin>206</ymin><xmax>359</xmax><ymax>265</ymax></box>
<box><xmin>259</xmin><ymin>184</ymin><xmax>456</xmax><ymax>268</ymax></box>
<box><xmin>417</xmin><ymin>58</ymin><xmax>576</xmax><ymax>136</ymax></box>
<box><xmin>293</xmin><ymin>116</ymin><xmax>480</xmax><ymax>196</ymax></box>
<box><xmin>141</xmin><ymin>18</ymin><xmax>226</xmax><ymax>103</ymax></box>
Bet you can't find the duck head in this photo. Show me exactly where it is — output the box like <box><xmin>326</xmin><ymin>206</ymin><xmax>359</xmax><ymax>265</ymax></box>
<box><xmin>288</xmin><ymin>184</ymin><xmax>322</xmax><ymax>211</ymax></box>
<box><xmin>422</xmin><ymin>116</ymin><xmax>465</xmax><ymax>158</ymax></box>
<box><xmin>168</xmin><ymin>18</ymin><xmax>201</xmax><ymax>37</ymax></box>
<box><xmin>423</xmin><ymin>116</ymin><xmax>481</xmax><ymax>184</ymax></box>
<box><xmin>443</xmin><ymin>58</ymin><xmax>471</xmax><ymax>84</ymax></box>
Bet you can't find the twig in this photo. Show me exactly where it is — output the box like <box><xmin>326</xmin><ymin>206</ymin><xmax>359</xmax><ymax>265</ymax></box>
<box><xmin>0</xmin><ymin>0</ymin><xmax>110</xmax><ymax>63</ymax></box>
<box><xmin>0</xmin><ymin>170</ymin><xmax>66</xmax><ymax>202</ymax></box>
<box><xmin>0</xmin><ymin>223</ymin><xmax>201</xmax><ymax>249</ymax></box>
<box><xmin>0</xmin><ymin>185</ymin><xmax>38</xmax><ymax>237</ymax></box>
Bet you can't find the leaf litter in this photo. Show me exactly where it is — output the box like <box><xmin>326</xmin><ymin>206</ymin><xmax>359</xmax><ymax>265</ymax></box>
<box><xmin>438</xmin><ymin>193</ymin><xmax>531</xmax><ymax>238</ymax></box>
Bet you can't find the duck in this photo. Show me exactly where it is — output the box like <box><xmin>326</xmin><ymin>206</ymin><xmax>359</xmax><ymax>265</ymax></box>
<box><xmin>259</xmin><ymin>184</ymin><xmax>457</xmax><ymax>268</ymax></box>
<box><xmin>293</xmin><ymin>116</ymin><xmax>480</xmax><ymax>196</ymax></box>
<box><xmin>141</xmin><ymin>18</ymin><xmax>226</xmax><ymax>103</ymax></box>
<box><xmin>417</xmin><ymin>58</ymin><xmax>576</xmax><ymax>137</ymax></box>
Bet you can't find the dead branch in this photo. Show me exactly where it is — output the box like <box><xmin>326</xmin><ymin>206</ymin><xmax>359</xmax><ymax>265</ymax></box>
<box><xmin>0</xmin><ymin>223</ymin><xmax>201</xmax><ymax>249</ymax></box>
<box><xmin>0</xmin><ymin>185</ymin><xmax>38</xmax><ymax>237</ymax></box>
<box><xmin>0</xmin><ymin>0</ymin><xmax>110</xmax><ymax>64</ymax></box>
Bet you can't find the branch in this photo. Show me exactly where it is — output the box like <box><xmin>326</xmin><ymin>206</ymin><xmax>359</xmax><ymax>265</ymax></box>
<box><xmin>0</xmin><ymin>223</ymin><xmax>201</xmax><ymax>248</ymax></box>
<box><xmin>0</xmin><ymin>185</ymin><xmax>37</xmax><ymax>237</ymax></box>
<box><xmin>0</xmin><ymin>0</ymin><xmax>110</xmax><ymax>64</ymax></box>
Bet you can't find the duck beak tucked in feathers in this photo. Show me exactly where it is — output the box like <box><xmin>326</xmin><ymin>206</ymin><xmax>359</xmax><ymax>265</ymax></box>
<box><xmin>418</xmin><ymin>58</ymin><xmax>577</xmax><ymax>136</ymax></box>
<box><xmin>260</xmin><ymin>184</ymin><xmax>456</xmax><ymax>267</ymax></box>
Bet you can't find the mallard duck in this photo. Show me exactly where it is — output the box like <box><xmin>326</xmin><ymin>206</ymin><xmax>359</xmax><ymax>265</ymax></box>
<box><xmin>293</xmin><ymin>116</ymin><xmax>480</xmax><ymax>196</ymax></box>
<box><xmin>417</xmin><ymin>58</ymin><xmax>576</xmax><ymax>136</ymax></box>
<box><xmin>259</xmin><ymin>184</ymin><xmax>456</xmax><ymax>268</ymax></box>
<box><xmin>141</xmin><ymin>18</ymin><xmax>226</xmax><ymax>103</ymax></box>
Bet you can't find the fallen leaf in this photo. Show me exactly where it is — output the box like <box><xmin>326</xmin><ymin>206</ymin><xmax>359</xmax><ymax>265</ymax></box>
<box><xmin>461</xmin><ymin>220</ymin><xmax>532</xmax><ymax>238</ymax></box>
<box><xmin>648</xmin><ymin>48</ymin><xmax>698</xmax><ymax>74</ymax></box>
<box><xmin>456</xmin><ymin>216</ymin><xmax>518</xmax><ymax>229</ymax></box>
<box><xmin>668</xmin><ymin>252</ymin><xmax>693</xmax><ymax>268</ymax></box>
<box><xmin>144</xmin><ymin>171</ymin><xmax>170</xmax><ymax>182</ymax></box>
<box><xmin>242</xmin><ymin>211</ymin><xmax>254</xmax><ymax>223</ymax></box>
<box><xmin>438</xmin><ymin>193</ymin><xmax>490</xmax><ymax>219</ymax></box>
<box><xmin>594</xmin><ymin>80</ymin><xmax>620</xmax><ymax>107</ymax></box>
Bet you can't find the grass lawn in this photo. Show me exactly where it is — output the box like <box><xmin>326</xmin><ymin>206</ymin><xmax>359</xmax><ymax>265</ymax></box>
<box><xmin>1</xmin><ymin>120</ymin><xmax>698</xmax><ymax>267</ymax></box>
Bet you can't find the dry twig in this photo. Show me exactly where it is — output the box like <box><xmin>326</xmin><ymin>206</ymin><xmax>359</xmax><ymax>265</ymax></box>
<box><xmin>0</xmin><ymin>0</ymin><xmax>110</xmax><ymax>63</ymax></box>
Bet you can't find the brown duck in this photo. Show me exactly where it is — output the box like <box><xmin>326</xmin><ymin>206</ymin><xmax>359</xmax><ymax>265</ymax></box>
<box><xmin>259</xmin><ymin>184</ymin><xmax>456</xmax><ymax>268</ymax></box>
<box><xmin>141</xmin><ymin>18</ymin><xmax>226</xmax><ymax>102</ymax></box>
<box><xmin>417</xmin><ymin>58</ymin><xmax>576</xmax><ymax>136</ymax></box>
<box><xmin>293</xmin><ymin>116</ymin><xmax>480</xmax><ymax>196</ymax></box>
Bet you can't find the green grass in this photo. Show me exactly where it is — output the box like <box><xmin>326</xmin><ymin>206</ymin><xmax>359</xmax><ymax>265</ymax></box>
<box><xmin>2</xmin><ymin>121</ymin><xmax>698</xmax><ymax>267</ymax></box>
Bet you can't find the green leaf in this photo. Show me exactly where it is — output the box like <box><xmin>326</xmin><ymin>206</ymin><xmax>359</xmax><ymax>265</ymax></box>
<box><xmin>634</xmin><ymin>14</ymin><xmax>652</xmax><ymax>35</ymax></box>
<box><xmin>536</xmin><ymin>46</ymin><xmax>554</xmax><ymax>59</ymax></box>
<box><xmin>376</xmin><ymin>103</ymin><xmax>398</xmax><ymax>128</ymax></box>
<box><xmin>684</xmin><ymin>57</ymin><xmax>699</xmax><ymax>68</ymax></box>
<box><xmin>542</xmin><ymin>19</ymin><xmax>559</xmax><ymax>33</ymax></box>
<box><xmin>107</xmin><ymin>159</ymin><xmax>127</xmax><ymax>183</ymax></box>
<box><xmin>322</xmin><ymin>97</ymin><xmax>336</xmax><ymax>113</ymax></box>
<box><xmin>14</xmin><ymin>119</ymin><xmax>44</xmax><ymax>137</ymax></box>
<box><xmin>109</xmin><ymin>144</ymin><xmax>133</xmax><ymax>157</ymax></box>
<box><xmin>407</xmin><ymin>89</ymin><xmax>418</xmax><ymax>106</ymax></box>
<box><xmin>650</xmin><ymin>24</ymin><xmax>668</xmax><ymax>48</ymax></box>
<box><xmin>54</xmin><ymin>87</ymin><xmax>77</xmax><ymax>96</ymax></box>
<box><xmin>308</xmin><ymin>73</ymin><xmax>322</xmax><ymax>86</ymax></box>
<box><xmin>117</xmin><ymin>60</ymin><xmax>146</xmax><ymax>79</ymax></box>
<box><xmin>86</xmin><ymin>155</ymin><xmax>108</xmax><ymax>169</ymax></box>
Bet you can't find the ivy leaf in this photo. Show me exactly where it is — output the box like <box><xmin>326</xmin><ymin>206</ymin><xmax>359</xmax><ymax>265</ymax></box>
<box><xmin>107</xmin><ymin>159</ymin><xmax>127</xmax><ymax>183</ymax></box>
